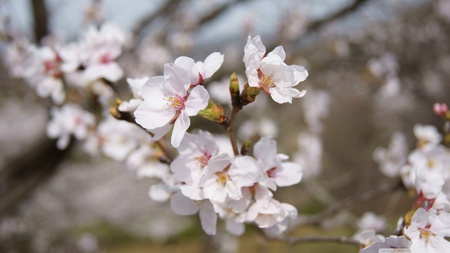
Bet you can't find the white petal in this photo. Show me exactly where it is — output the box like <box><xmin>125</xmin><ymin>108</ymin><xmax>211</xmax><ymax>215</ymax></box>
<box><xmin>226</xmin><ymin>219</ymin><xmax>245</xmax><ymax>236</ymax></box>
<box><xmin>171</xmin><ymin>112</ymin><xmax>190</xmax><ymax>147</ymax></box>
<box><xmin>200</xmin><ymin>52</ymin><xmax>224</xmax><ymax>79</ymax></box>
<box><xmin>267</xmin><ymin>46</ymin><xmax>286</xmax><ymax>61</ymax></box>
<box><xmin>199</xmin><ymin>201</ymin><xmax>217</xmax><ymax>235</ymax></box>
<box><xmin>170</xmin><ymin>192</ymin><xmax>199</xmax><ymax>215</ymax></box>
<box><xmin>184</xmin><ymin>86</ymin><xmax>210</xmax><ymax>116</ymax></box>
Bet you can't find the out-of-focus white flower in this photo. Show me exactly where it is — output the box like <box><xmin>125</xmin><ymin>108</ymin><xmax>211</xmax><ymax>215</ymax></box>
<box><xmin>134</xmin><ymin>64</ymin><xmax>209</xmax><ymax>147</ymax></box>
<box><xmin>373</xmin><ymin>132</ymin><xmax>408</xmax><ymax>178</ymax></box>
<box><xmin>403</xmin><ymin>208</ymin><xmax>450</xmax><ymax>253</ymax></box>
<box><xmin>353</xmin><ymin>229</ymin><xmax>385</xmax><ymax>249</ymax></box>
<box><xmin>25</xmin><ymin>46</ymin><xmax>65</xmax><ymax>104</ymax></box>
<box><xmin>359</xmin><ymin>235</ymin><xmax>410</xmax><ymax>253</ymax></box>
<box><xmin>357</xmin><ymin>212</ymin><xmax>386</xmax><ymax>233</ymax></box>
<box><xmin>413</xmin><ymin>124</ymin><xmax>442</xmax><ymax>151</ymax></box>
<box><xmin>247</xmin><ymin>198</ymin><xmax>294</xmax><ymax>230</ymax></box>
<box><xmin>243</xmin><ymin>35</ymin><xmax>308</xmax><ymax>104</ymax></box>
<box><xmin>85</xmin><ymin>117</ymin><xmax>149</xmax><ymax>161</ymax></box>
<box><xmin>293</xmin><ymin>133</ymin><xmax>323</xmax><ymax>179</ymax></box>
<box><xmin>238</xmin><ymin>117</ymin><xmax>279</xmax><ymax>140</ymax></box>
<box><xmin>47</xmin><ymin>104</ymin><xmax>95</xmax><ymax>149</ymax></box>
<box><xmin>301</xmin><ymin>89</ymin><xmax>330</xmax><ymax>134</ymax></box>
<box><xmin>118</xmin><ymin>77</ymin><xmax>149</xmax><ymax>112</ymax></box>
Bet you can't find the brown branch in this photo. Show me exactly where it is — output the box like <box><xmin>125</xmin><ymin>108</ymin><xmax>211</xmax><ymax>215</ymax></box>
<box><xmin>0</xmin><ymin>137</ymin><xmax>74</xmax><ymax>217</ymax></box>
<box><xmin>225</xmin><ymin>106</ymin><xmax>241</xmax><ymax>156</ymax></box>
<box><xmin>31</xmin><ymin>0</ymin><xmax>49</xmax><ymax>44</ymax></box>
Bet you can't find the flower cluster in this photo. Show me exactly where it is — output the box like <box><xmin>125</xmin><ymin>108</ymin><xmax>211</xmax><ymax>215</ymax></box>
<box><xmin>360</xmin><ymin>109</ymin><xmax>450</xmax><ymax>252</ymax></box>
<box><xmin>3</xmin><ymin>20</ymin><xmax>309</xmax><ymax>236</ymax></box>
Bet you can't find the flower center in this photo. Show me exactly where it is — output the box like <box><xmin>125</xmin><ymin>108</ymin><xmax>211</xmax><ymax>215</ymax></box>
<box><xmin>258</xmin><ymin>70</ymin><xmax>276</xmax><ymax>94</ymax></box>
<box><xmin>216</xmin><ymin>172</ymin><xmax>229</xmax><ymax>186</ymax></box>
<box><xmin>167</xmin><ymin>95</ymin><xmax>185</xmax><ymax>111</ymax></box>
<box><xmin>419</xmin><ymin>226</ymin><xmax>435</xmax><ymax>242</ymax></box>
<box><xmin>195</xmin><ymin>153</ymin><xmax>211</xmax><ymax>169</ymax></box>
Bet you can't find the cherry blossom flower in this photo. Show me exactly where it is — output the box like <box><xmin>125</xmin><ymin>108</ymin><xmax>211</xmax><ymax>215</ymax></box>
<box><xmin>243</xmin><ymin>35</ymin><xmax>308</xmax><ymax>104</ymax></box>
<box><xmin>174</xmin><ymin>52</ymin><xmax>224</xmax><ymax>87</ymax></box>
<box><xmin>247</xmin><ymin>198</ymin><xmax>295</xmax><ymax>229</ymax></box>
<box><xmin>47</xmin><ymin>104</ymin><xmax>95</xmax><ymax>149</ymax></box>
<box><xmin>403</xmin><ymin>208</ymin><xmax>450</xmax><ymax>253</ymax></box>
<box><xmin>373</xmin><ymin>132</ymin><xmax>408</xmax><ymax>178</ymax></box>
<box><xmin>414</xmin><ymin>124</ymin><xmax>442</xmax><ymax>151</ymax></box>
<box><xmin>357</xmin><ymin>212</ymin><xmax>387</xmax><ymax>233</ymax></box>
<box><xmin>170</xmin><ymin>131</ymin><xmax>219</xmax><ymax>186</ymax></box>
<box><xmin>84</xmin><ymin>117</ymin><xmax>149</xmax><ymax>161</ymax></box>
<box><xmin>253</xmin><ymin>136</ymin><xmax>302</xmax><ymax>190</ymax></box>
<box><xmin>134</xmin><ymin>64</ymin><xmax>209</xmax><ymax>147</ymax></box>
<box><xmin>25</xmin><ymin>46</ymin><xmax>65</xmax><ymax>104</ymax></box>
<box><xmin>201</xmin><ymin>154</ymin><xmax>259</xmax><ymax>203</ymax></box>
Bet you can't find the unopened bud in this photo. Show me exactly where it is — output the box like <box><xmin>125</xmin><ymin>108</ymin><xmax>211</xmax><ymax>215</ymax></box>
<box><xmin>199</xmin><ymin>100</ymin><xmax>227</xmax><ymax>124</ymax></box>
<box><xmin>240</xmin><ymin>139</ymin><xmax>252</xmax><ymax>155</ymax></box>
<box><xmin>229</xmin><ymin>72</ymin><xmax>240</xmax><ymax>95</ymax></box>
<box><xmin>433</xmin><ymin>103</ymin><xmax>448</xmax><ymax>116</ymax></box>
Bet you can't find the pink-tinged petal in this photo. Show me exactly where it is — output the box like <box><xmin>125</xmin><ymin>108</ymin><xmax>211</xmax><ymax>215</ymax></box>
<box><xmin>267</xmin><ymin>46</ymin><xmax>286</xmax><ymax>61</ymax></box>
<box><xmin>226</xmin><ymin>219</ymin><xmax>245</xmax><ymax>236</ymax></box>
<box><xmin>273</xmin><ymin>162</ymin><xmax>302</xmax><ymax>187</ymax></box>
<box><xmin>174</xmin><ymin>56</ymin><xmax>199</xmax><ymax>85</ymax></box>
<box><xmin>184</xmin><ymin>86</ymin><xmax>210</xmax><ymax>116</ymax></box>
<box><xmin>204</xmin><ymin>153</ymin><xmax>232</xmax><ymax>174</ymax></box>
<box><xmin>199</xmin><ymin>201</ymin><xmax>217</xmax><ymax>235</ymax></box>
<box><xmin>151</xmin><ymin>124</ymin><xmax>171</xmax><ymax>141</ymax></box>
<box><xmin>164</xmin><ymin>64</ymin><xmax>190</xmax><ymax>94</ymax></box>
<box><xmin>170</xmin><ymin>192</ymin><xmax>199</xmax><ymax>215</ymax></box>
<box><xmin>135</xmin><ymin>99</ymin><xmax>175</xmax><ymax>130</ymax></box>
<box><xmin>200</xmin><ymin>52</ymin><xmax>224</xmax><ymax>79</ymax></box>
<box><xmin>171</xmin><ymin>112</ymin><xmax>190</xmax><ymax>147</ymax></box>
<box><xmin>140</xmin><ymin>76</ymin><xmax>164</xmax><ymax>98</ymax></box>
<box><xmin>229</xmin><ymin>156</ymin><xmax>259</xmax><ymax>187</ymax></box>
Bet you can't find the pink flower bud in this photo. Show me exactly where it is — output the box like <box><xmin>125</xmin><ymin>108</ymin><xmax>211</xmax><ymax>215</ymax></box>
<box><xmin>433</xmin><ymin>103</ymin><xmax>448</xmax><ymax>116</ymax></box>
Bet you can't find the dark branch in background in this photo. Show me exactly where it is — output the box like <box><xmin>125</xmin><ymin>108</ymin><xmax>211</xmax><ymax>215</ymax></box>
<box><xmin>132</xmin><ymin>0</ymin><xmax>182</xmax><ymax>39</ymax></box>
<box><xmin>0</xmin><ymin>138</ymin><xmax>74</xmax><ymax>217</ymax></box>
<box><xmin>303</xmin><ymin>0</ymin><xmax>370</xmax><ymax>36</ymax></box>
<box><xmin>31</xmin><ymin>0</ymin><xmax>49</xmax><ymax>44</ymax></box>
<box><xmin>256</xmin><ymin>227</ymin><xmax>362</xmax><ymax>247</ymax></box>
<box><xmin>302</xmin><ymin>181</ymin><xmax>403</xmax><ymax>227</ymax></box>
<box><xmin>197</xmin><ymin>0</ymin><xmax>248</xmax><ymax>26</ymax></box>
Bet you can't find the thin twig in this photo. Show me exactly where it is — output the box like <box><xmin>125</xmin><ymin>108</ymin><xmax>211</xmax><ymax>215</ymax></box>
<box><xmin>257</xmin><ymin>227</ymin><xmax>362</xmax><ymax>247</ymax></box>
<box><xmin>225</xmin><ymin>106</ymin><xmax>241</xmax><ymax>156</ymax></box>
<box><xmin>302</xmin><ymin>181</ymin><xmax>403</xmax><ymax>226</ymax></box>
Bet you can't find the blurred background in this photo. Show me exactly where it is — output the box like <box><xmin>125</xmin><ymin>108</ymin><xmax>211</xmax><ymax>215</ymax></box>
<box><xmin>1</xmin><ymin>0</ymin><xmax>450</xmax><ymax>252</ymax></box>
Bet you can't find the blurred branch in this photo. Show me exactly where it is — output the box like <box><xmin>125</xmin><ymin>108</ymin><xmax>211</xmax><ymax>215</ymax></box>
<box><xmin>257</xmin><ymin>228</ymin><xmax>362</xmax><ymax>247</ymax></box>
<box><xmin>197</xmin><ymin>0</ymin><xmax>248</xmax><ymax>26</ymax></box>
<box><xmin>303</xmin><ymin>0</ymin><xmax>371</xmax><ymax>36</ymax></box>
<box><xmin>31</xmin><ymin>0</ymin><xmax>49</xmax><ymax>43</ymax></box>
<box><xmin>298</xmin><ymin>180</ymin><xmax>403</xmax><ymax>227</ymax></box>
<box><xmin>0</xmin><ymin>137</ymin><xmax>74</xmax><ymax>217</ymax></box>
<box><xmin>132</xmin><ymin>0</ymin><xmax>183</xmax><ymax>38</ymax></box>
